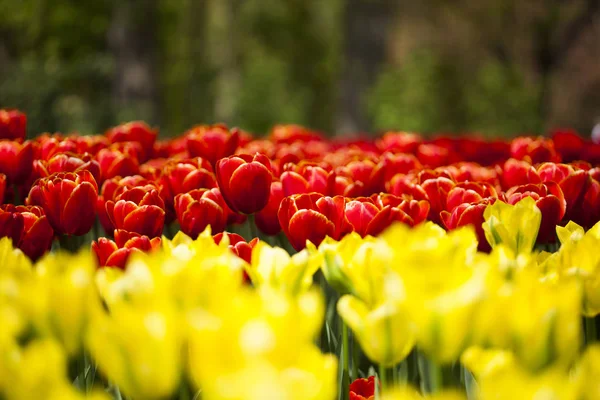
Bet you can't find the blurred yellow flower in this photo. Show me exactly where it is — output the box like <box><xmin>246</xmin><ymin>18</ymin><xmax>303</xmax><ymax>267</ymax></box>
<box><xmin>34</xmin><ymin>249</ymin><xmax>101</xmax><ymax>356</ymax></box>
<box><xmin>87</xmin><ymin>301</ymin><xmax>183</xmax><ymax>399</ymax></box>
<box><xmin>249</xmin><ymin>241</ymin><xmax>322</xmax><ymax>295</ymax></box>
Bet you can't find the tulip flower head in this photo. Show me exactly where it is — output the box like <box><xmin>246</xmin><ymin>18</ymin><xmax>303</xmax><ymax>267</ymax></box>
<box><xmin>483</xmin><ymin>197</ymin><xmax>541</xmax><ymax>254</ymax></box>
<box><xmin>27</xmin><ymin>170</ymin><xmax>98</xmax><ymax>236</ymax></box>
<box><xmin>216</xmin><ymin>153</ymin><xmax>273</xmax><ymax>214</ymax></box>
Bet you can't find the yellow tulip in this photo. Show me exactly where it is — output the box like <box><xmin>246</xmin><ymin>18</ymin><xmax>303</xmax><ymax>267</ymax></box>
<box><xmin>381</xmin><ymin>386</ymin><xmax>466</xmax><ymax>400</ymax></box>
<box><xmin>460</xmin><ymin>346</ymin><xmax>516</xmax><ymax>380</ymax></box>
<box><xmin>0</xmin><ymin>338</ymin><xmax>108</xmax><ymax>400</ymax></box>
<box><xmin>188</xmin><ymin>287</ymin><xmax>336</xmax><ymax>400</ymax></box>
<box><xmin>574</xmin><ymin>344</ymin><xmax>600</xmax><ymax>400</ymax></box>
<box><xmin>553</xmin><ymin>226</ymin><xmax>600</xmax><ymax>316</ymax></box>
<box><xmin>482</xmin><ymin>197</ymin><xmax>541</xmax><ymax>254</ymax></box>
<box><xmin>556</xmin><ymin>221</ymin><xmax>586</xmax><ymax>245</ymax></box>
<box><xmin>337</xmin><ymin>288</ymin><xmax>415</xmax><ymax>367</ymax></box>
<box><xmin>475</xmin><ymin>272</ymin><xmax>581</xmax><ymax>371</ymax></box>
<box><xmin>87</xmin><ymin>301</ymin><xmax>183</xmax><ymax>399</ymax></box>
<box><xmin>477</xmin><ymin>364</ymin><xmax>579</xmax><ymax>400</ymax></box>
<box><xmin>34</xmin><ymin>249</ymin><xmax>101</xmax><ymax>356</ymax></box>
<box><xmin>249</xmin><ymin>241</ymin><xmax>322</xmax><ymax>295</ymax></box>
<box><xmin>384</xmin><ymin>225</ymin><xmax>484</xmax><ymax>364</ymax></box>
<box><xmin>319</xmin><ymin>233</ymin><xmax>394</xmax><ymax>306</ymax></box>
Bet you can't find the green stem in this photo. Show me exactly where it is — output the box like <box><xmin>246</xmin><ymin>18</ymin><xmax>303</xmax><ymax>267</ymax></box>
<box><xmin>379</xmin><ymin>364</ymin><xmax>388</xmax><ymax>394</ymax></box>
<box><xmin>586</xmin><ymin>317</ymin><xmax>597</xmax><ymax>344</ymax></box>
<box><xmin>342</xmin><ymin>321</ymin><xmax>350</xmax><ymax>400</ymax></box>
<box><xmin>248</xmin><ymin>214</ymin><xmax>259</xmax><ymax>240</ymax></box>
<box><xmin>58</xmin><ymin>234</ymin><xmax>82</xmax><ymax>253</ymax></box>
<box><xmin>427</xmin><ymin>360</ymin><xmax>443</xmax><ymax>393</ymax></box>
<box><xmin>351</xmin><ymin>332</ymin><xmax>359</xmax><ymax>381</ymax></box>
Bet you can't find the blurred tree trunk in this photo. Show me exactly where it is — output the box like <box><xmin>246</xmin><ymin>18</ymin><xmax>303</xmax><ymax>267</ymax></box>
<box><xmin>336</xmin><ymin>0</ymin><xmax>398</xmax><ymax>134</ymax></box>
<box><xmin>108</xmin><ymin>0</ymin><xmax>159</xmax><ymax>125</ymax></box>
<box><xmin>534</xmin><ymin>0</ymin><xmax>600</xmax><ymax>126</ymax></box>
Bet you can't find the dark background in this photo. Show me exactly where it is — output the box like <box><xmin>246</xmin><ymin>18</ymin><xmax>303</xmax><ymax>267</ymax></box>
<box><xmin>1</xmin><ymin>0</ymin><xmax>599</xmax><ymax>138</ymax></box>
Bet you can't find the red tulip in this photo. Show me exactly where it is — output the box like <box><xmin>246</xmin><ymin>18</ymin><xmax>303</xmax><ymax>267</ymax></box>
<box><xmin>278</xmin><ymin>193</ymin><xmax>352</xmax><ymax>251</ymax></box>
<box><xmin>213</xmin><ymin>232</ymin><xmax>259</xmax><ymax>265</ymax></box>
<box><xmin>419</xmin><ymin>176</ymin><xmax>455</xmax><ymax>224</ymax></box>
<box><xmin>0</xmin><ymin>140</ymin><xmax>33</xmax><ymax>184</ymax></box>
<box><xmin>105</xmin><ymin>121</ymin><xmax>157</xmax><ymax>162</ymax></box>
<box><xmin>27</xmin><ymin>170</ymin><xmax>98</xmax><ymax>236</ymax></box>
<box><xmin>280</xmin><ymin>163</ymin><xmax>333</xmax><ymax>196</ymax></box>
<box><xmin>186</xmin><ymin>124</ymin><xmax>240</xmax><ymax>166</ymax></box>
<box><xmin>349</xmin><ymin>376</ymin><xmax>375</xmax><ymax>400</ymax></box>
<box><xmin>33</xmin><ymin>152</ymin><xmax>101</xmax><ymax>183</ymax></box>
<box><xmin>105</xmin><ymin>186</ymin><xmax>165</xmax><ymax>238</ymax></box>
<box><xmin>95</xmin><ymin>143</ymin><xmax>140</xmax><ymax>182</ymax></box>
<box><xmin>73</xmin><ymin>134</ymin><xmax>110</xmax><ymax>156</ymax></box>
<box><xmin>510</xmin><ymin>136</ymin><xmax>560</xmax><ymax>164</ymax></box>
<box><xmin>376</xmin><ymin>131</ymin><xmax>422</xmax><ymax>154</ymax></box>
<box><xmin>445</xmin><ymin>181</ymin><xmax>498</xmax><ymax>212</ymax></box>
<box><xmin>158</xmin><ymin>158</ymin><xmax>217</xmax><ymax>218</ymax></box>
<box><xmin>417</xmin><ymin>143</ymin><xmax>451</xmax><ymax>168</ymax></box>
<box><xmin>34</xmin><ymin>134</ymin><xmax>78</xmax><ymax>160</ymax></box>
<box><xmin>96</xmin><ymin>176</ymin><xmax>155</xmax><ymax>234</ymax></box>
<box><xmin>537</xmin><ymin>163</ymin><xmax>574</xmax><ymax>183</ymax></box>
<box><xmin>500</xmin><ymin>159</ymin><xmax>541</xmax><ymax>190</ymax></box>
<box><xmin>369</xmin><ymin>152</ymin><xmax>422</xmax><ymax>193</ymax></box>
<box><xmin>0</xmin><ymin>109</ymin><xmax>26</xmax><ymax>141</ymax></box>
<box><xmin>345</xmin><ymin>194</ymin><xmax>429</xmax><ymax>237</ymax></box>
<box><xmin>92</xmin><ymin>229</ymin><xmax>161</xmax><ymax>268</ymax></box>
<box><xmin>270</xmin><ymin>124</ymin><xmax>323</xmax><ymax>144</ymax></box>
<box><xmin>441</xmin><ymin>200</ymin><xmax>492</xmax><ymax>252</ymax></box>
<box><xmin>505</xmin><ymin>182</ymin><xmax>566</xmax><ymax>243</ymax></box>
<box><xmin>387</xmin><ymin>173</ymin><xmax>428</xmax><ymax>200</ymax></box>
<box><xmin>0</xmin><ymin>205</ymin><xmax>54</xmax><ymax>260</ymax></box>
<box><xmin>551</xmin><ymin>129</ymin><xmax>584</xmax><ymax>162</ymax></box>
<box><xmin>255</xmin><ymin>181</ymin><xmax>285</xmax><ymax>236</ymax></box>
<box><xmin>335</xmin><ymin>159</ymin><xmax>377</xmax><ymax>197</ymax></box>
<box><xmin>216</xmin><ymin>153</ymin><xmax>273</xmax><ymax>214</ymax></box>
<box><xmin>175</xmin><ymin>188</ymin><xmax>229</xmax><ymax>238</ymax></box>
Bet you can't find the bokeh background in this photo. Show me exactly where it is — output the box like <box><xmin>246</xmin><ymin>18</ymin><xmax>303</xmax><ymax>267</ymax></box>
<box><xmin>1</xmin><ymin>0</ymin><xmax>599</xmax><ymax>138</ymax></box>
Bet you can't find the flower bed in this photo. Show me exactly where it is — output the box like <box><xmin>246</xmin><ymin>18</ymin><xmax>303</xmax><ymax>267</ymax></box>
<box><xmin>1</xmin><ymin>108</ymin><xmax>600</xmax><ymax>399</ymax></box>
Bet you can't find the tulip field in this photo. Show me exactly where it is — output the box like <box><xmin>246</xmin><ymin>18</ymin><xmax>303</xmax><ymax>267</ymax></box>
<box><xmin>2</xmin><ymin>107</ymin><xmax>600</xmax><ymax>399</ymax></box>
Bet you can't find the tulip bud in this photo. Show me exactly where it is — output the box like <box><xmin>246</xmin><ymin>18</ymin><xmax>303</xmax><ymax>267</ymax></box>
<box><xmin>216</xmin><ymin>153</ymin><xmax>273</xmax><ymax>214</ymax></box>
<box><xmin>349</xmin><ymin>376</ymin><xmax>375</xmax><ymax>400</ymax></box>
<box><xmin>27</xmin><ymin>170</ymin><xmax>98</xmax><ymax>236</ymax></box>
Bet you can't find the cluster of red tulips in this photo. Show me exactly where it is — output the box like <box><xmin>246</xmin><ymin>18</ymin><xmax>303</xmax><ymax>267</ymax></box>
<box><xmin>1</xmin><ymin>107</ymin><xmax>599</xmax><ymax>267</ymax></box>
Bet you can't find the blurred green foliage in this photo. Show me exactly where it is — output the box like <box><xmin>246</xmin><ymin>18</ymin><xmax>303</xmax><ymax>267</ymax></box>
<box><xmin>0</xmin><ymin>0</ymin><xmax>585</xmax><ymax>138</ymax></box>
<box><xmin>368</xmin><ymin>51</ymin><xmax>543</xmax><ymax>137</ymax></box>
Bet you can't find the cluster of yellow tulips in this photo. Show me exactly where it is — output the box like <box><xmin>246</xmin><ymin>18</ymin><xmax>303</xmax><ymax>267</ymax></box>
<box><xmin>2</xmin><ymin>196</ymin><xmax>600</xmax><ymax>399</ymax></box>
